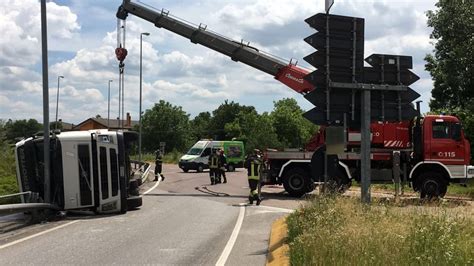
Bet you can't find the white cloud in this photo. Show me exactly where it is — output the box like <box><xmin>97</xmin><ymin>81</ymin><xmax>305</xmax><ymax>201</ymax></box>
<box><xmin>0</xmin><ymin>0</ymin><xmax>80</xmax><ymax>67</ymax></box>
<box><xmin>0</xmin><ymin>0</ymin><xmax>439</xmax><ymax>122</ymax></box>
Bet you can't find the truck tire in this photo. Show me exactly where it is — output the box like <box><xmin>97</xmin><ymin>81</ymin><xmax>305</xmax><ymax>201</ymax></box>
<box><xmin>418</xmin><ymin>172</ymin><xmax>447</xmax><ymax>199</ymax></box>
<box><xmin>183</xmin><ymin>168</ymin><xmax>189</xmax><ymax>173</ymax></box>
<box><xmin>227</xmin><ymin>164</ymin><xmax>235</xmax><ymax>172</ymax></box>
<box><xmin>197</xmin><ymin>164</ymin><xmax>204</xmax><ymax>173</ymax></box>
<box><xmin>283</xmin><ymin>168</ymin><xmax>312</xmax><ymax>197</ymax></box>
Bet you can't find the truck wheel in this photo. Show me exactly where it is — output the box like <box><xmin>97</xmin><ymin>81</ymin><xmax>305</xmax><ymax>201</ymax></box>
<box><xmin>418</xmin><ymin>172</ymin><xmax>447</xmax><ymax>199</ymax></box>
<box><xmin>283</xmin><ymin>168</ymin><xmax>311</xmax><ymax>197</ymax></box>
<box><xmin>197</xmin><ymin>164</ymin><xmax>204</xmax><ymax>173</ymax></box>
<box><xmin>227</xmin><ymin>164</ymin><xmax>235</xmax><ymax>172</ymax></box>
<box><xmin>182</xmin><ymin>168</ymin><xmax>189</xmax><ymax>173</ymax></box>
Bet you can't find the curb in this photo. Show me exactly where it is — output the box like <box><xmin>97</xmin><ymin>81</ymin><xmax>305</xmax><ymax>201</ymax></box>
<box><xmin>266</xmin><ymin>216</ymin><xmax>290</xmax><ymax>266</ymax></box>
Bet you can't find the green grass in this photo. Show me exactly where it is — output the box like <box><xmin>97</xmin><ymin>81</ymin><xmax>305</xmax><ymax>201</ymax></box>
<box><xmin>0</xmin><ymin>142</ymin><xmax>19</xmax><ymax>204</ymax></box>
<box><xmin>130</xmin><ymin>150</ymin><xmax>184</xmax><ymax>164</ymax></box>
<box><xmin>287</xmin><ymin>196</ymin><xmax>474</xmax><ymax>266</ymax></box>
<box><xmin>352</xmin><ymin>180</ymin><xmax>474</xmax><ymax>199</ymax></box>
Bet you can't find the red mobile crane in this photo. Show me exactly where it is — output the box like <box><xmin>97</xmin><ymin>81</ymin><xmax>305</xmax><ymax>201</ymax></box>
<box><xmin>116</xmin><ymin>0</ymin><xmax>473</xmax><ymax>198</ymax></box>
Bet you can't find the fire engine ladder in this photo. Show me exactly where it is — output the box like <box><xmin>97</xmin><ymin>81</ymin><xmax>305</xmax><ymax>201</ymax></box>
<box><xmin>116</xmin><ymin>0</ymin><xmax>288</xmax><ymax>77</ymax></box>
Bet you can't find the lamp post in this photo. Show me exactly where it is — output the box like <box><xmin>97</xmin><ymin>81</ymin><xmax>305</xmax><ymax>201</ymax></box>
<box><xmin>139</xmin><ymin>32</ymin><xmax>150</xmax><ymax>167</ymax></box>
<box><xmin>55</xmin><ymin>75</ymin><xmax>64</xmax><ymax>130</ymax></box>
<box><xmin>108</xmin><ymin>79</ymin><xmax>113</xmax><ymax>129</ymax></box>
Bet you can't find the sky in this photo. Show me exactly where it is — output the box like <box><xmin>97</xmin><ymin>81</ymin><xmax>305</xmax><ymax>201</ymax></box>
<box><xmin>0</xmin><ymin>0</ymin><xmax>438</xmax><ymax>124</ymax></box>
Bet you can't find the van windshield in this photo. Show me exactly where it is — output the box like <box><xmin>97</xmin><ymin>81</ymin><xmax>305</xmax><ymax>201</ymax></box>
<box><xmin>187</xmin><ymin>148</ymin><xmax>203</xmax><ymax>155</ymax></box>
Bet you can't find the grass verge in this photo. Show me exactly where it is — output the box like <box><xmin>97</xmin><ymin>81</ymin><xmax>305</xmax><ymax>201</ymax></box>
<box><xmin>130</xmin><ymin>150</ymin><xmax>184</xmax><ymax>164</ymax></box>
<box><xmin>352</xmin><ymin>180</ymin><xmax>474</xmax><ymax>199</ymax></box>
<box><xmin>287</xmin><ymin>196</ymin><xmax>474</xmax><ymax>265</ymax></box>
<box><xmin>0</xmin><ymin>142</ymin><xmax>19</xmax><ymax>204</ymax></box>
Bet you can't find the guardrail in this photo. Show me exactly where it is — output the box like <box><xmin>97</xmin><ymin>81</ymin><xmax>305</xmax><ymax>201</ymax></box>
<box><xmin>130</xmin><ymin>160</ymin><xmax>152</xmax><ymax>184</ymax></box>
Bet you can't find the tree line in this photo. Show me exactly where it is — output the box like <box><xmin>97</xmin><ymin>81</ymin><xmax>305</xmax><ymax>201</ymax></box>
<box><xmin>138</xmin><ymin>98</ymin><xmax>317</xmax><ymax>154</ymax></box>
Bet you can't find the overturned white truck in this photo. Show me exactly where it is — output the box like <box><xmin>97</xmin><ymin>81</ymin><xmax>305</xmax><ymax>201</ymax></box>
<box><xmin>15</xmin><ymin>130</ymin><xmax>142</xmax><ymax>214</ymax></box>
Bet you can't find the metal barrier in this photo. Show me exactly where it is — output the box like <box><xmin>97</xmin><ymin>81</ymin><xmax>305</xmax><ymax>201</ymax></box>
<box><xmin>130</xmin><ymin>160</ymin><xmax>151</xmax><ymax>184</ymax></box>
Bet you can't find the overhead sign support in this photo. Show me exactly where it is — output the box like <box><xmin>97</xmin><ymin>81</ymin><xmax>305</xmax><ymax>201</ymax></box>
<box><xmin>303</xmin><ymin>2</ymin><xmax>420</xmax><ymax>203</ymax></box>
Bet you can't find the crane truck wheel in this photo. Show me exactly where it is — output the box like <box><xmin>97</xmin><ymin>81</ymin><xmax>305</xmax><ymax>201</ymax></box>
<box><xmin>283</xmin><ymin>168</ymin><xmax>312</xmax><ymax>197</ymax></box>
<box><xmin>418</xmin><ymin>172</ymin><xmax>447</xmax><ymax>199</ymax></box>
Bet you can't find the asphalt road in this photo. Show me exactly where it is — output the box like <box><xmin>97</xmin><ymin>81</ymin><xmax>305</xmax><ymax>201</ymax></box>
<box><xmin>0</xmin><ymin>164</ymin><xmax>299</xmax><ymax>265</ymax></box>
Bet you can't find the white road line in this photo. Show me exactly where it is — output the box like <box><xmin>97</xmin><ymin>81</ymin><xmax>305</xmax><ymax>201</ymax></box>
<box><xmin>0</xmin><ymin>220</ymin><xmax>80</xmax><ymax>250</ymax></box>
<box><xmin>259</xmin><ymin>205</ymin><xmax>295</xmax><ymax>213</ymax></box>
<box><xmin>215</xmin><ymin>204</ymin><xmax>246</xmax><ymax>266</ymax></box>
<box><xmin>143</xmin><ymin>175</ymin><xmax>162</xmax><ymax>195</ymax></box>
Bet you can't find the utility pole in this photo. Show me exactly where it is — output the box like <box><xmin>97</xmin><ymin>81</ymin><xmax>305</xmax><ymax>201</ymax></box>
<box><xmin>108</xmin><ymin>79</ymin><xmax>113</xmax><ymax>129</ymax></box>
<box><xmin>41</xmin><ymin>0</ymin><xmax>50</xmax><ymax>204</ymax></box>
<box><xmin>55</xmin><ymin>75</ymin><xmax>64</xmax><ymax>130</ymax></box>
<box><xmin>139</xmin><ymin>32</ymin><xmax>150</xmax><ymax>167</ymax></box>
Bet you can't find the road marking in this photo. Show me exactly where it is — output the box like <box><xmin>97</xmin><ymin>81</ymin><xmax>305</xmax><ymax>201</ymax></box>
<box><xmin>259</xmin><ymin>205</ymin><xmax>295</xmax><ymax>213</ymax></box>
<box><xmin>143</xmin><ymin>174</ymin><xmax>162</xmax><ymax>195</ymax></box>
<box><xmin>215</xmin><ymin>204</ymin><xmax>246</xmax><ymax>266</ymax></box>
<box><xmin>0</xmin><ymin>220</ymin><xmax>80</xmax><ymax>250</ymax></box>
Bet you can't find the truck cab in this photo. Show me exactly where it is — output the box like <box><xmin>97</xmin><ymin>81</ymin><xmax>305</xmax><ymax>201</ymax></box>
<box><xmin>410</xmin><ymin>115</ymin><xmax>473</xmax><ymax>197</ymax></box>
<box><xmin>15</xmin><ymin>130</ymin><xmax>142</xmax><ymax>214</ymax></box>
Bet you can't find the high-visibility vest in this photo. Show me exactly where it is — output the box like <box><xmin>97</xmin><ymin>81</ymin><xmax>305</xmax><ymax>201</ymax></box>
<box><xmin>209</xmin><ymin>155</ymin><xmax>219</xmax><ymax>168</ymax></box>
<box><xmin>248</xmin><ymin>160</ymin><xmax>261</xmax><ymax>180</ymax></box>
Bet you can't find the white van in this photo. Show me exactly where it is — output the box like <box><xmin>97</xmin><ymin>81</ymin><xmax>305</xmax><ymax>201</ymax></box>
<box><xmin>179</xmin><ymin>140</ymin><xmax>245</xmax><ymax>172</ymax></box>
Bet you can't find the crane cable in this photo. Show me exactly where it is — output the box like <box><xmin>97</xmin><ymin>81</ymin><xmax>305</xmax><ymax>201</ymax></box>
<box><xmin>115</xmin><ymin>18</ymin><xmax>128</xmax><ymax>128</ymax></box>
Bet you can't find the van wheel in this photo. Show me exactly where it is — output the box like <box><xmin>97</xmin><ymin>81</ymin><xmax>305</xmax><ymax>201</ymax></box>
<box><xmin>283</xmin><ymin>168</ymin><xmax>311</xmax><ymax>197</ymax></box>
<box><xmin>227</xmin><ymin>164</ymin><xmax>235</xmax><ymax>172</ymax></box>
<box><xmin>197</xmin><ymin>164</ymin><xmax>204</xmax><ymax>173</ymax></box>
<box><xmin>419</xmin><ymin>172</ymin><xmax>447</xmax><ymax>199</ymax></box>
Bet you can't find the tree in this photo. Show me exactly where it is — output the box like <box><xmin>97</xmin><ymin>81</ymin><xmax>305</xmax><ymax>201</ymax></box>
<box><xmin>425</xmin><ymin>1</ymin><xmax>473</xmax><ymax>110</ymax></box>
<box><xmin>190</xmin><ymin>112</ymin><xmax>212</xmax><ymax>141</ymax></box>
<box><xmin>225</xmin><ymin>110</ymin><xmax>281</xmax><ymax>153</ymax></box>
<box><xmin>4</xmin><ymin>119</ymin><xmax>42</xmax><ymax>142</ymax></box>
<box><xmin>270</xmin><ymin>98</ymin><xmax>318</xmax><ymax>148</ymax></box>
<box><xmin>140</xmin><ymin>100</ymin><xmax>191</xmax><ymax>153</ymax></box>
<box><xmin>425</xmin><ymin>1</ymin><xmax>474</xmax><ymax>161</ymax></box>
<box><xmin>209</xmin><ymin>100</ymin><xmax>255</xmax><ymax>140</ymax></box>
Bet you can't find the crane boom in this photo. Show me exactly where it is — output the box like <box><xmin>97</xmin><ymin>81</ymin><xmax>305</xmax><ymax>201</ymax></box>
<box><xmin>117</xmin><ymin>0</ymin><xmax>314</xmax><ymax>94</ymax></box>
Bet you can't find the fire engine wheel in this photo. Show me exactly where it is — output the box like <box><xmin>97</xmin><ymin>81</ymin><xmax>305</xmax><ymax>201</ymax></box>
<box><xmin>197</xmin><ymin>164</ymin><xmax>204</xmax><ymax>173</ymax></box>
<box><xmin>419</xmin><ymin>172</ymin><xmax>447</xmax><ymax>199</ymax></box>
<box><xmin>283</xmin><ymin>168</ymin><xmax>312</xmax><ymax>198</ymax></box>
<box><xmin>227</xmin><ymin>164</ymin><xmax>235</xmax><ymax>172</ymax></box>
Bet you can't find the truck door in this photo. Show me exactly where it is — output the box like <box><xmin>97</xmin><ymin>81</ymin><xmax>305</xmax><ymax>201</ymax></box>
<box><xmin>429</xmin><ymin>120</ymin><xmax>465</xmax><ymax>165</ymax></box>
<box><xmin>96</xmin><ymin>134</ymin><xmax>122</xmax><ymax>213</ymax></box>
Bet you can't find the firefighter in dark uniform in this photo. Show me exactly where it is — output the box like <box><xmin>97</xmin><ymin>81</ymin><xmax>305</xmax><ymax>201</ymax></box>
<box><xmin>244</xmin><ymin>149</ymin><xmax>262</xmax><ymax>205</ymax></box>
<box><xmin>208</xmin><ymin>149</ymin><xmax>220</xmax><ymax>185</ymax></box>
<box><xmin>154</xmin><ymin>149</ymin><xmax>164</xmax><ymax>181</ymax></box>
<box><xmin>218</xmin><ymin>149</ymin><xmax>227</xmax><ymax>183</ymax></box>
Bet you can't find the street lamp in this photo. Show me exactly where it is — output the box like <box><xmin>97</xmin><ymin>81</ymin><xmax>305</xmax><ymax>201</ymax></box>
<box><xmin>139</xmin><ymin>32</ymin><xmax>150</xmax><ymax>167</ymax></box>
<box><xmin>108</xmin><ymin>80</ymin><xmax>113</xmax><ymax>129</ymax></box>
<box><xmin>55</xmin><ymin>75</ymin><xmax>64</xmax><ymax>130</ymax></box>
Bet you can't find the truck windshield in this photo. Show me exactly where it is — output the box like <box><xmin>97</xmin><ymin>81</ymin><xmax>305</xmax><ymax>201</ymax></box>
<box><xmin>187</xmin><ymin>148</ymin><xmax>203</xmax><ymax>155</ymax></box>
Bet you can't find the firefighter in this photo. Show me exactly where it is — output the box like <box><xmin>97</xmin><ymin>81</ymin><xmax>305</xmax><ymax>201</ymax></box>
<box><xmin>219</xmin><ymin>149</ymin><xmax>227</xmax><ymax>183</ymax></box>
<box><xmin>244</xmin><ymin>149</ymin><xmax>262</xmax><ymax>205</ymax></box>
<box><xmin>154</xmin><ymin>149</ymin><xmax>164</xmax><ymax>181</ymax></box>
<box><xmin>208</xmin><ymin>149</ymin><xmax>220</xmax><ymax>185</ymax></box>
